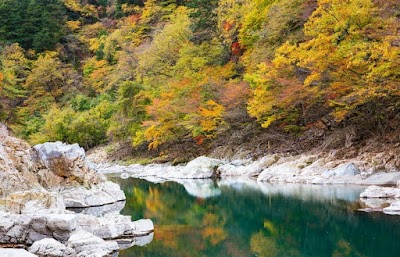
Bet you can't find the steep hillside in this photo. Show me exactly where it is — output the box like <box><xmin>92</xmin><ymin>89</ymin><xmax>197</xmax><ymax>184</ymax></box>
<box><xmin>0</xmin><ymin>0</ymin><xmax>399</xmax><ymax>162</ymax></box>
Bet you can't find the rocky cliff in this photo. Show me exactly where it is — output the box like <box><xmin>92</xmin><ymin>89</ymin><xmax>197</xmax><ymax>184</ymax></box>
<box><xmin>0</xmin><ymin>124</ymin><xmax>154</xmax><ymax>256</ymax></box>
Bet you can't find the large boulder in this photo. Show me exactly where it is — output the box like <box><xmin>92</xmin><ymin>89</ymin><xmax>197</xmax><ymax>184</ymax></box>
<box><xmin>0</xmin><ymin>211</ymin><xmax>32</xmax><ymax>244</ymax></box>
<box><xmin>33</xmin><ymin>142</ymin><xmax>104</xmax><ymax>186</ymax></box>
<box><xmin>322</xmin><ymin>163</ymin><xmax>360</xmax><ymax>178</ymax></box>
<box><xmin>29</xmin><ymin>238</ymin><xmax>76</xmax><ymax>257</ymax></box>
<box><xmin>179</xmin><ymin>156</ymin><xmax>224</xmax><ymax>179</ymax></box>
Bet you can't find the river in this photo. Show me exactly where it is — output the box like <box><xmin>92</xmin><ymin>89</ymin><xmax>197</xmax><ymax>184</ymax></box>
<box><xmin>109</xmin><ymin>177</ymin><xmax>400</xmax><ymax>257</ymax></box>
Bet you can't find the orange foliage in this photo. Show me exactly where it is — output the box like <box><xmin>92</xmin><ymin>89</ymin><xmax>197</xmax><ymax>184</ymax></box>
<box><xmin>127</xmin><ymin>14</ymin><xmax>141</xmax><ymax>26</ymax></box>
<box><xmin>194</xmin><ymin>135</ymin><xmax>205</xmax><ymax>145</ymax></box>
<box><xmin>220</xmin><ymin>81</ymin><xmax>250</xmax><ymax>110</ymax></box>
<box><xmin>222</xmin><ymin>21</ymin><xmax>235</xmax><ymax>32</ymax></box>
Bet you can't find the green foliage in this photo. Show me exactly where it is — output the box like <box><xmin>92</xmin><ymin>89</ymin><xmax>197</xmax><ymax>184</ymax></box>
<box><xmin>1</xmin><ymin>0</ymin><xmax>399</xmax><ymax>150</ymax></box>
<box><xmin>108</xmin><ymin>81</ymin><xmax>149</xmax><ymax>142</ymax></box>
<box><xmin>138</xmin><ymin>7</ymin><xmax>193</xmax><ymax>79</ymax></box>
<box><xmin>31</xmin><ymin>96</ymin><xmax>116</xmax><ymax>149</ymax></box>
<box><xmin>0</xmin><ymin>0</ymin><xmax>66</xmax><ymax>52</ymax></box>
<box><xmin>0</xmin><ymin>44</ymin><xmax>30</xmax><ymax>121</ymax></box>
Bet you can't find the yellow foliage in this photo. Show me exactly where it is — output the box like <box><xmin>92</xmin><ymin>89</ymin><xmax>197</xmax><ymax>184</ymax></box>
<box><xmin>198</xmin><ymin>100</ymin><xmax>225</xmax><ymax>135</ymax></box>
<box><xmin>247</xmin><ymin>0</ymin><xmax>400</xmax><ymax>128</ymax></box>
<box><xmin>144</xmin><ymin>122</ymin><xmax>177</xmax><ymax>150</ymax></box>
<box><xmin>66</xmin><ymin>20</ymin><xmax>81</xmax><ymax>31</ymax></box>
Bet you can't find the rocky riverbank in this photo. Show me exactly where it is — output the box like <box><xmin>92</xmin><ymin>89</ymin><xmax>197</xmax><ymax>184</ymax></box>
<box><xmin>0</xmin><ymin>125</ymin><xmax>153</xmax><ymax>256</ymax></box>
<box><xmin>92</xmin><ymin>152</ymin><xmax>400</xmax><ymax>215</ymax></box>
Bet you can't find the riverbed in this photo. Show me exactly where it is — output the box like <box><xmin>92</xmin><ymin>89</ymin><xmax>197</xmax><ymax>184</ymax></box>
<box><xmin>109</xmin><ymin>177</ymin><xmax>400</xmax><ymax>257</ymax></box>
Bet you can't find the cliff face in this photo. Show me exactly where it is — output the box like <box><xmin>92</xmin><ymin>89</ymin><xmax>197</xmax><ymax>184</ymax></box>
<box><xmin>0</xmin><ymin>124</ymin><xmax>41</xmax><ymax>197</ymax></box>
<box><xmin>0</xmin><ymin>124</ymin><xmax>154</xmax><ymax>256</ymax></box>
<box><xmin>0</xmin><ymin>124</ymin><xmax>128</xmax><ymax>213</ymax></box>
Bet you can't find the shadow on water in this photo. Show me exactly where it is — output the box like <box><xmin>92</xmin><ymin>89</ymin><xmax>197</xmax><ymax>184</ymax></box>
<box><xmin>110</xmin><ymin>177</ymin><xmax>400</xmax><ymax>257</ymax></box>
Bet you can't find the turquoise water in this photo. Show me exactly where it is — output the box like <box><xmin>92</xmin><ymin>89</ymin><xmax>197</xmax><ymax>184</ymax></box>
<box><xmin>112</xmin><ymin>177</ymin><xmax>400</xmax><ymax>257</ymax></box>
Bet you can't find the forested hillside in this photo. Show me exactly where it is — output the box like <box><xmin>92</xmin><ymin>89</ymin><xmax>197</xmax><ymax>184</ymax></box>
<box><xmin>1</xmin><ymin>0</ymin><xmax>399</xmax><ymax>161</ymax></box>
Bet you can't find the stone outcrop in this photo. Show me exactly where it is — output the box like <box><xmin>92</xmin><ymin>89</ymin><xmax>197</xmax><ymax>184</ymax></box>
<box><xmin>359</xmin><ymin>185</ymin><xmax>400</xmax><ymax>215</ymax></box>
<box><xmin>0</xmin><ymin>125</ymin><xmax>154</xmax><ymax>255</ymax></box>
<box><xmin>217</xmin><ymin>155</ymin><xmax>279</xmax><ymax>177</ymax></box>
<box><xmin>33</xmin><ymin>142</ymin><xmax>102</xmax><ymax>187</ymax></box>
<box><xmin>100</xmin><ymin>154</ymin><xmax>393</xmax><ymax>186</ymax></box>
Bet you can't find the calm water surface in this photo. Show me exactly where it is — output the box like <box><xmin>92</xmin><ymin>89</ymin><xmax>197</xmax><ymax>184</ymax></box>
<box><xmin>111</xmin><ymin>177</ymin><xmax>400</xmax><ymax>257</ymax></box>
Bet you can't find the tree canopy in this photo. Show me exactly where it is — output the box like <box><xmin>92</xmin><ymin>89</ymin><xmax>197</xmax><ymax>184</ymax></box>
<box><xmin>0</xmin><ymin>0</ymin><xmax>398</xmax><ymax>150</ymax></box>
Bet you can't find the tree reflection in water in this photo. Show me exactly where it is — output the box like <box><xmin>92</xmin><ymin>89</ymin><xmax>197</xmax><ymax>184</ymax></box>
<box><xmin>111</xmin><ymin>177</ymin><xmax>400</xmax><ymax>257</ymax></box>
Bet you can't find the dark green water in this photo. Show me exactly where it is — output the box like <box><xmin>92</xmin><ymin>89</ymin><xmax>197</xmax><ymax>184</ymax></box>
<box><xmin>112</xmin><ymin>178</ymin><xmax>400</xmax><ymax>257</ymax></box>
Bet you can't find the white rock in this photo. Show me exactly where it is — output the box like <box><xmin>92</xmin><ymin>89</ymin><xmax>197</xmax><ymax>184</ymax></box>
<box><xmin>218</xmin><ymin>155</ymin><xmax>279</xmax><ymax>178</ymax></box>
<box><xmin>180</xmin><ymin>156</ymin><xmax>224</xmax><ymax>178</ymax></box>
<box><xmin>0</xmin><ymin>212</ymin><xmax>31</xmax><ymax>244</ymax></box>
<box><xmin>61</xmin><ymin>182</ymin><xmax>126</xmax><ymax>208</ymax></box>
<box><xmin>360</xmin><ymin>185</ymin><xmax>400</xmax><ymax>198</ymax></box>
<box><xmin>0</xmin><ymin>249</ymin><xmax>37</xmax><ymax>257</ymax></box>
<box><xmin>257</xmin><ymin>163</ymin><xmax>300</xmax><ymax>182</ymax></box>
<box><xmin>361</xmin><ymin>172</ymin><xmax>400</xmax><ymax>186</ymax></box>
<box><xmin>29</xmin><ymin>238</ymin><xmax>76</xmax><ymax>257</ymax></box>
<box><xmin>322</xmin><ymin>163</ymin><xmax>360</xmax><ymax>177</ymax></box>
<box><xmin>383</xmin><ymin>201</ymin><xmax>400</xmax><ymax>215</ymax></box>
<box><xmin>33</xmin><ymin>142</ymin><xmax>85</xmax><ymax>167</ymax></box>
<box><xmin>5</xmin><ymin>191</ymin><xmax>65</xmax><ymax>214</ymax></box>
<box><xmin>120</xmin><ymin>173</ymin><xmax>130</xmax><ymax>179</ymax></box>
<box><xmin>230</xmin><ymin>160</ymin><xmax>245</xmax><ymax>166</ymax></box>
<box><xmin>67</xmin><ymin>230</ymin><xmax>119</xmax><ymax>256</ymax></box>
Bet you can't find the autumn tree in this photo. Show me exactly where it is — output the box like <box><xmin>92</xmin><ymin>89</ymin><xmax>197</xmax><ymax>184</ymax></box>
<box><xmin>0</xmin><ymin>44</ymin><xmax>30</xmax><ymax>122</ymax></box>
<box><xmin>137</xmin><ymin>7</ymin><xmax>193</xmax><ymax>80</ymax></box>
<box><xmin>15</xmin><ymin>52</ymin><xmax>82</xmax><ymax>138</ymax></box>
<box><xmin>248</xmin><ymin>0</ymin><xmax>400</xmax><ymax>130</ymax></box>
